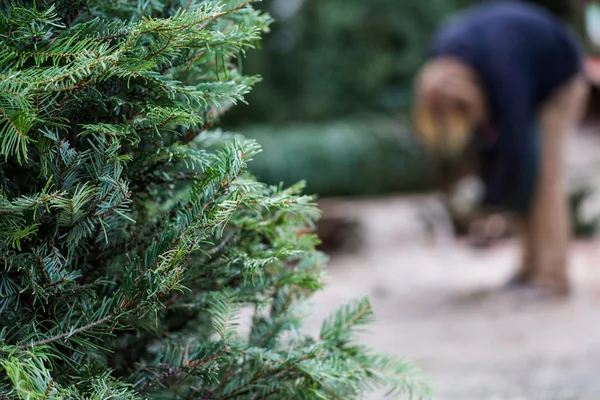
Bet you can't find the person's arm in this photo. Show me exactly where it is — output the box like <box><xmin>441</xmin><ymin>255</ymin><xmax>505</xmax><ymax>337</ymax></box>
<box><xmin>480</xmin><ymin>72</ymin><xmax>539</xmax><ymax>214</ymax></box>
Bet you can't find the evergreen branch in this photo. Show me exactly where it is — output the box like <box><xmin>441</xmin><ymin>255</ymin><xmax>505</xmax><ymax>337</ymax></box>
<box><xmin>97</xmin><ymin>32</ymin><xmax>129</xmax><ymax>42</ymax></box>
<box><xmin>358</xmin><ymin>354</ymin><xmax>432</xmax><ymax>399</ymax></box>
<box><xmin>207</xmin><ymin>232</ymin><xmax>235</xmax><ymax>256</ymax></box>
<box><xmin>221</xmin><ymin>354</ymin><xmax>315</xmax><ymax>400</ymax></box>
<box><xmin>154</xmin><ymin>1</ymin><xmax>258</xmax><ymax>34</ymax></box>
<box><xmin>17</xmin><ymin>313</ymin><xmax>116</xmax><ymax>350</ymax></box>
<box><xmin>133</xmin><ymin>113</ymin><xmax>177</xmax><ymax>133</ymax></box>
<box><xmin>0</xmin><ymin>191</ymin><xmax>64</xmax><ymax>216</ymax></box>
<box><xmin>145</xmin><ymin>33</ymin><xmax>177</xmax><ymax>60</ymax></box>
<box><xmin>35</xmin><ymin>253</ymin><xmax>50</xmax><ymax>283</ymax></box>
<box><xmin>0</xmin><ymin>45</ymin><xmax>101</xmax><ymax>59</ymax></box>
<box><xmin>187</xmin><ymin>345</ymin><xmax>229</xmax><ymax>369</ymax></box>
<box><xmin>0</xmin><ymin>106</ymin><xmax>30</xmax><ymax>150</ymax></box>
<box><xmin>47</xmin><ymin>78</ymin><xmax>93</xmax><ymax>93</ymax></box>
<box><xmin>0</xmin><ymin>90</ymin><xmax>23</xmax><ymax>97</ymax></box>
<box><xmin>89</xmin><ymin>1</ymin><xmax>253</xmax><ymax>51</ymax></box>
<box><xmin>34</xmin><ymin>57</ymin><xmax>113</xmax><ymax>86</ymax></box>
<box><xmin>208</xmin><ymin>291</ymin><xmax>239</xmax><ymax>341</ymax></box>
<box><xmin>277</xmin><ymin>299</ymin><xmax>374</xmax><ymax>354</ymax></box>
<box><xmin>319</xmin><ymin>297</ymin><xmax>374</xmax><ymax>342</ymax></box>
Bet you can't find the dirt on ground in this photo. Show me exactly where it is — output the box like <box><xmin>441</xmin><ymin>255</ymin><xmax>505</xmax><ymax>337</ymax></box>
<box><xmin>300</xmin><ymin>131</ymin><xmax>600</xmax><ymax>400</ymax></box>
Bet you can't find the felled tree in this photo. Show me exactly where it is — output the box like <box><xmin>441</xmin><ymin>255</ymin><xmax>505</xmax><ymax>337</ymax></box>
<box><xmin>0</xmin><ymin>1</ymin><xmax>429</xmax><ymax>399</ymax></box>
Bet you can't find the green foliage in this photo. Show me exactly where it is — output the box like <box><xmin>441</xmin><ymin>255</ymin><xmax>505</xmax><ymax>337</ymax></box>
<box><xmin>0</xmin><ymin>1</ymin><xmax>430</xmax><ymax>399</ymax></box>
<box><xmin>225</xmin><ymin>0</ymin><xmax>471</xmax><ymax>125</ymax></box>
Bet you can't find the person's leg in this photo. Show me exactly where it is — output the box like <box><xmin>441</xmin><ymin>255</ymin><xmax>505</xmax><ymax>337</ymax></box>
<box><xmin>523</xmin><ymin>75</ymin><xmax>589</xmax><ymax>293</ymax></box>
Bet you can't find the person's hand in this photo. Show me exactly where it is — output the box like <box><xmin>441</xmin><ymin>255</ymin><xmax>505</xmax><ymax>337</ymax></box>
<box><xmin>467</xmin><ymin>214</ymin><xmax>509</xmax><ymax>248</ymax></box>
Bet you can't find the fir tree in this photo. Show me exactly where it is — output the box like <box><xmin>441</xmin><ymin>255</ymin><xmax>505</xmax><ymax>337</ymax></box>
<box><xmin>0</xmin><ymin>1</ymin><xmax>430</xmax><ymax>398</ymax></box>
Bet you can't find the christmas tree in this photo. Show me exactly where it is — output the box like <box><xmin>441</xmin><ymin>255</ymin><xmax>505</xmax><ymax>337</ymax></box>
<box><xmin>0</xmin><ymin>1</ymin><xmax>429</xmax><ymax>398</ymax></box>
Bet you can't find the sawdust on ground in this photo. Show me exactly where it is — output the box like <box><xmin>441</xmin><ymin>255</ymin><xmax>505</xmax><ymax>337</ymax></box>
<box><xmin>301</xmin><ymin>131</ymin><xmax>600</xmax><ymax>400</ymax></box>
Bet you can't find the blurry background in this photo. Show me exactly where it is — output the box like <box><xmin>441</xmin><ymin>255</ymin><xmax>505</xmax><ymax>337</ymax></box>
<box><xmin>223</xmin><ymin>0</ymin><xmax>583</xmax><ymax>195</ymax></box>
<box><xmin>225</xmin><ymin>1</ymin><xmax>600</xmax><ymax>399</ymax></box>
<box><xmin>224</xmin><ymin>0</ymin><xmax>470</xmax><ymax>197</ymax></box>
<box><xmin>221</xmin><ymin>0</ymin><xmax>600</xmax><ymax>245</ymax></box>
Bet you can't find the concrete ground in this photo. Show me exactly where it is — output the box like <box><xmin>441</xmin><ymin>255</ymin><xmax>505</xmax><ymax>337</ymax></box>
<box><xmin>301</xmin><ymin>131</ymin><xmax>600</xmax><ymax>400</ymax></box>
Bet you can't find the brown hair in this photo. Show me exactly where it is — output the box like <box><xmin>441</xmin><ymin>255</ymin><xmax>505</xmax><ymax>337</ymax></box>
<box><xmin>412</xmin><ymin>57</ymin><xmax>487</xmax><ymax>161</ymax></box>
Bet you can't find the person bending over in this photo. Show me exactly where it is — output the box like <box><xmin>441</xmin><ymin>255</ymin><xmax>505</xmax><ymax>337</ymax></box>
<box><xmin>413</xmin><ymin>1</ymin><xmax>589</xmax><ymax>295</ymax></box>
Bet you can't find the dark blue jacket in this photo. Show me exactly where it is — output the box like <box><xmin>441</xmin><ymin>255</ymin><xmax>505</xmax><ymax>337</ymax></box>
<box><xmin>431</xmin><ymin>1</ymin><xmax>582</xmax><ymax>212</ymax></box>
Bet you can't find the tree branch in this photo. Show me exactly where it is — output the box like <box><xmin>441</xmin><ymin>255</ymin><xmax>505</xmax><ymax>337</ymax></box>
<box><xmin>18</xmin><ymin>313</ymin><xmax>116</xmax><ymax>349</ymax></box>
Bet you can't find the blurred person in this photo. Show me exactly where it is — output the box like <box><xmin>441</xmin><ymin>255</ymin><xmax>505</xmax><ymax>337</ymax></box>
<box><xmin>413</xmin><ymin>0</ymin><xmax>589</xmax><ymax>295</ymax></box>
